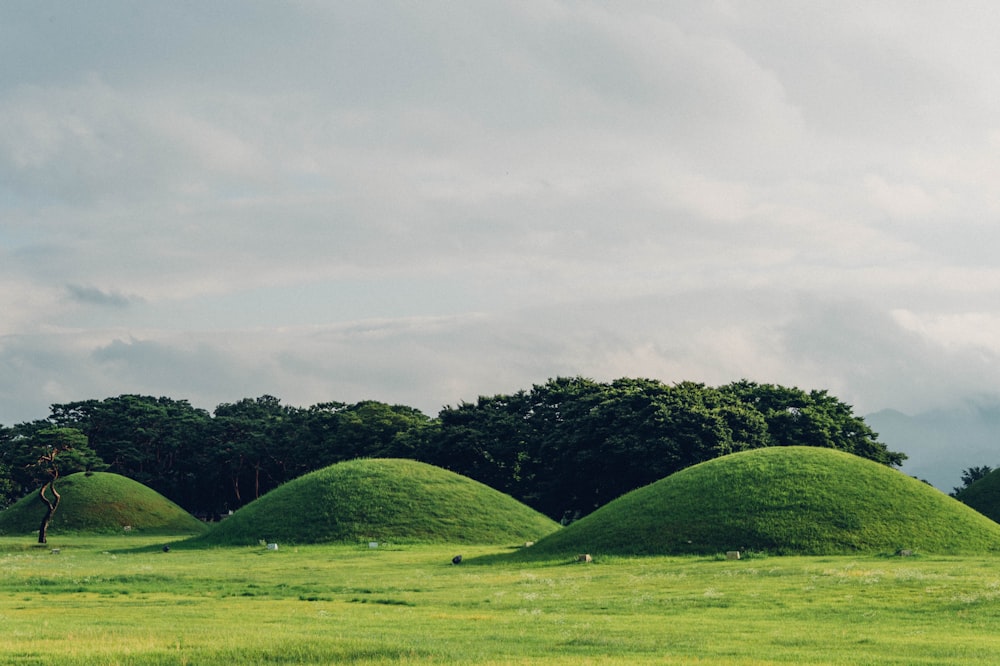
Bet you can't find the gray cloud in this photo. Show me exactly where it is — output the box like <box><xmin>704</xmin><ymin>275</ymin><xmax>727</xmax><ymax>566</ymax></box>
<box><xmin>1</xmin><ymin>284</ymin><xmax>999</xmax><ymax>428</ymax></box>
<box><xmin>66</xmin><ymin>284</ymin><xmax>136</xmax><ymax>308</ymax></box>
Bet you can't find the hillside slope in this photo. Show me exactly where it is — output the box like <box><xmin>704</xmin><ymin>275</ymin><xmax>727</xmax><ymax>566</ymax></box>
<box><xmin>525</xmin><ymin>446</ymin><xmax>1000</xmax><ymax>556</ymax></box>
<box><xmin>0</xmin><ymin>472</ymin><xmax>207</xmax><ymax>536</ymax></box>
<box><xmin>191</xmin><ymin>458</ymin><xmax>560</xmax><ymax>546</ymax></box>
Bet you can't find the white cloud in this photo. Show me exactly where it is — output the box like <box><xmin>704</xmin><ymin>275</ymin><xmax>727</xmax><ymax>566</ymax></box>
<box><xmin>892</xmin><ymin>309</ymin><xmax>1000</xmax><ymax>355</ymax></box>
<box><xmin>864</xmin><ymin>174</ymin><xmax>947</xmax><ymax>220</ymax></box>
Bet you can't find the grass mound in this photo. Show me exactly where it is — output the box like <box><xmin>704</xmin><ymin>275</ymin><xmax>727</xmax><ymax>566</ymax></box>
<box><xmin>523</xmin><ymin>447</ymin><xmax>1000</xmax><ymax>557</ymax></box>
<box><xmin>954</xmin><ymin>469</ymin><xmax>1000</xmax><ymax>523</ymax></box>
<box><xmin>0</xmin><ymin>472</ymin><xmax>207</xmax><ymax>536</ymax></box>
<box><xmin>189</xmin><ymin>458</ymin><xmax>560</xmax><ymax>546</ymax></box>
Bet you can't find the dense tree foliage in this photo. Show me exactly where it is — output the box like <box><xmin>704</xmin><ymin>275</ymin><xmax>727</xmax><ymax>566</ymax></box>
<box><xmin>952</xmin><ymin>465</ymin><xmax>994</xmax><ymax>496</ymax></box>
<box><xmin>422</xmin><ymin>378</ymin><xmax>902</xmax><ymax>522</ymax></box>
<box><xmin>2</xmin><ymin>426</ymin><xmax>106</xmax><ymax>542</ymax></box>
<box><xmin>0</xmin><ymin>378</ymin><xmax>903</xmax><ymax>521</ymax></box>
<box><xmin>40</xmin><ymin>394</ymin><xmax>432</xmax><ymax>518</ymax></box>
<box><xmin>0</xmin><ymin>421</ymin><xmax>98</xmax><ymax>505</ymax></box>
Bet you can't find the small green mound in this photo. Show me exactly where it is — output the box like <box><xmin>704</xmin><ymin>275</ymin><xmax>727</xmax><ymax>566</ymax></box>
<box><xmin>189</xmin><ymin>458</ymin><xmax>560</xmax><ymax>546</ymax></box>
<box><xmin>0</xmin><ymin>472</ymin><xmax>207</xmax><ymax>536</ymax></box>
<box><xmin>524</xmin><ymin>447</ymin><xmax>1000</xmax><ymax>557</ymax></box>
<box><xmin>955</xmin><ymin>469</ymin><xmax>1000</xmax><ymax>523</ymax></box>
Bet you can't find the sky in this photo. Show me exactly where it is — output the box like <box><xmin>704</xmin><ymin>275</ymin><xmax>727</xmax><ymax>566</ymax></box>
<box><xmin>5</xmin><ymin>1</ymin><xmax>1000</xmax><ymax>436</ymax></box>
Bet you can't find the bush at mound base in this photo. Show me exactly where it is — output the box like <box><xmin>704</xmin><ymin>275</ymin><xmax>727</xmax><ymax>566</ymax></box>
<box><xmin>191</xmin><ymin>458</ymin><xmax>560</xmax><ymax>546</ymax></box>
<box><xmin>0</xmin><ymin>472</ymin><xmax>207</xmax><ymax>536</ymax></box>
<box><xmin>526</xmin><ymin>447</ymin><xmax>1000</xmax><ymax>557</ymax></box>
<box><xmin>955</xmin><ymin>469</ymin><xmax>1000</xmax><ymax>523</ymax></box>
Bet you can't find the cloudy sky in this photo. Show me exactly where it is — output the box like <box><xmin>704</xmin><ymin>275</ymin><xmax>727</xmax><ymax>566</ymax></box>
<box><xmin>4</xmin><ymin>1</ymin><xmax>1000</xmax><ymax>430</ymax></box>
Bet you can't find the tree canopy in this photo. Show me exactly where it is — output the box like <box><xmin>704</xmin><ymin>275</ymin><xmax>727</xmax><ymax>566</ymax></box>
<box><xmin>953</xmin><ymin>465</ymin><xmax>994</xmax><ymax>496</ymax></box>
<box><xmin>6</xmin><ymin>426</ymin><xmax>106</xmax><ymax>542</ymax></box>
<box><xmin>0</xmin><ymin>378</ymin><xmax>903</xmax><ymax>522</ymax></box>
<box><xmin>420</xmin><ymin>378</ymin><xmax>902</xmax><ymax>521</ymax></box>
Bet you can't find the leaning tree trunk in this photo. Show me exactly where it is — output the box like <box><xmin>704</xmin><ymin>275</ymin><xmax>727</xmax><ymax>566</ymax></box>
<box><xmin>37</xmin><ymin>478</ymin><xmax>61</xmax><ymax>544</ymax></box>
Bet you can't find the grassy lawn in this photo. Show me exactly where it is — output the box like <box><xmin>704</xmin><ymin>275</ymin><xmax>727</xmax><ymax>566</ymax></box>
<box><xmin>3</xmin><ymin>535</ymin><xmax>1000</xmax><ymax>664</ymax></box>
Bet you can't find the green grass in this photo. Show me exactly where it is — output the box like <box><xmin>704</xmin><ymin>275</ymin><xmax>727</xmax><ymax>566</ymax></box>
<box><xmin>5</xmin><ymin>535</ymin><xmax>1000</xmax><ymax>664</ymax></box>
<box><xmin>0</xmin><ymin>472</ymin><xmax>207</xmax><ymax>537</ymax></box>
<box><xmin>520</xmin><ymin>447</ymin><xmax>1000</xmax><ymax>557</ymax></box>
<box><xmin>188</xmin><ymin>458</ymin><xmax>560</xmax><ymax>546</ymax></box>
<box><xmin>7</xmin><ymin>450</ymin><xmax>1000</xmax><ymax>663</ymax></box>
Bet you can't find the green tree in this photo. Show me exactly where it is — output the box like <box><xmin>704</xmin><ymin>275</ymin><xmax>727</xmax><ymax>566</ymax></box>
<box><xmin>718</xmin><ymin>380</ymin><xmax>905</xmax><ymax>466</ymax></box>
<box><xmin>424</xmin><ymin>377</ymin><xmax>769</xmax><ymax>521</ymax></box>
<box><xmin>50</xmin><ymin>396</ymin><xmax>214</xmax><ymax>515</ymax></box>
<box><xmin>0</xmin><ymin>425</ymin><xmax>17</xmax><ymax>508</ymax></box>
<box><xmin>426</xmin><ymin>377</ymin><xmax>901</xmax><ymax>521</ymax></box>
<box><xmin>0</xmin><ymin>462</ymin><xmax>15</xmax><ymax>510</ymax></box>
<box><xmin>0</xmin><ymin>421</ymin><xmax>50</xmax><ymax>505</ymax></box>
<box><xmin>211</xmin><ymin>395</ymin><xmax>306</xmax><ymax>508</ymax></box>
<box><xmin>328</xmin><ymin>401</ymin><xmax>434</xmax><ymax>460</ymax></box>
<box><xmin>420</xmin><ymin>390</ymin><xmax>535</xmax><ymax>500</ymax></box>
<box><xmin>21</xmin><ymin>427</ymin><xmax>105</xmax><ymax>543</ymax></box>
<box><xmin>525</xmin><ymin>378</ymin><xmax>766</xmax><ymax>521</ymax></box>
<box><xmin>46</xmin><ymin>393</ymin><xmax>434</xmax><ymax>518</ymax></box>
<box><xmin>952</xmin><ymin>465</ymin><xmax>993</xmax><ymax>496</ymax></box>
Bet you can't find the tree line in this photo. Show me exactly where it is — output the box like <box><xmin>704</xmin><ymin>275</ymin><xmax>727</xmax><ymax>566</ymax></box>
<box><xmin>0</xmin><ymin>377</ymin><xmax>905</xmax><ymax>523</ymax></box>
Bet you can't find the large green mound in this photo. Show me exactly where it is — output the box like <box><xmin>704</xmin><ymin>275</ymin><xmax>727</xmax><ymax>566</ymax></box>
<box><xmin>190</xmin><ymin>458</ymin><xmax>560</xmax><ymax>546</ymax></box>
<box><xmin>955</xmin><ymin>469</ymin><xmax>1000</xmax><ymax>523</ymax></box>
<box><xmin>525</xmin><ymin>447</ymin><xmax>1000</xmax><ymax>556</ymax></box>
<box><xmin>0</xmin><ymin>472</ymin><xmax>207</xmax><ymax>536</ymax></box>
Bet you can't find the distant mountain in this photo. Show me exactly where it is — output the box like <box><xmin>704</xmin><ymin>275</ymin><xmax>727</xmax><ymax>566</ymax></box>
<box><xmin>866</xmin><ymin>403</ymin><xmax>1000</xmax><ymax>493</ymax></box>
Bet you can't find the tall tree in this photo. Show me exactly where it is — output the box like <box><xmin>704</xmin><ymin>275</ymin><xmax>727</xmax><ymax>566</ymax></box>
<box><xmin>211</xmin><ymin>395</ymin><xmax>300</xmax><ymax>507</ymax></box>
<box><xmin>423</xmin><ymin>377</ymin><xmax>768</xmax><ymax>521</ymax></box>
<box><xmin>952</xmin><ymin>465</ymin><xmax>994</xmax><ymax>495</ymax></box>
<box><xmin>419</xmin><ymin>389</ymin><xmax>536</xmax><ymax>500</ymax></box>
<box><xmin>524</xmin><ymin>378</ymin><xmax>767</xmax><ymax>520</ymax></box>
<box><xmin>718</xmin><ymin>380</ymin><xmax>905</xmax><ymax>465</ymax></box>
<box><xmin>0</xmin><ymin>420</ymin><xmax>51</xmax><ymax>506</ymax></box>
<box><xmin>0</xmin><ymin>425</ymin><xmax>17</xmax><ymax>508</ymax></box>
<box><xmin>20</xmin><ymin>428</ymin><xmax>105</xmax><ymax>543</ymax></box>
<box><xmin>50</xmin><ymin>395</ymin><xmax>214</xmax><ymax>513</ymax></box>
<box><xmin>426</xmin><ymin>377</ymin><xmax>903</xmax><ymax>521</ymax></box>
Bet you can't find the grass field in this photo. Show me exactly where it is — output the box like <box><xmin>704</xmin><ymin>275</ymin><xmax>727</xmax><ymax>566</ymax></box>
<box><xmin>4</xmin><ymin>535</ymin><xmax>1000</xmax><ymax>664</ymax></box>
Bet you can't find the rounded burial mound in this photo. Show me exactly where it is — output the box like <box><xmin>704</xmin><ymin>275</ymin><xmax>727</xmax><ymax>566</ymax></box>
<box><xmin>954</xmin><ymin>469</ymin><xmax>1000</xmax><ymax>523</ymax></box>
<box><xmin>191</xmin><ymin>458</ymin><xmax>560</xmax><ymax>546</ymax></box>
<box><xmin>526</xmin><ymin>446</ymin><xmax>1000</xmax><ymax>557</ymax></box>
<box><xmin>0</xmin><ymin>472</ymin><xmax>207</xmax><ymax>536</ymax></box>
